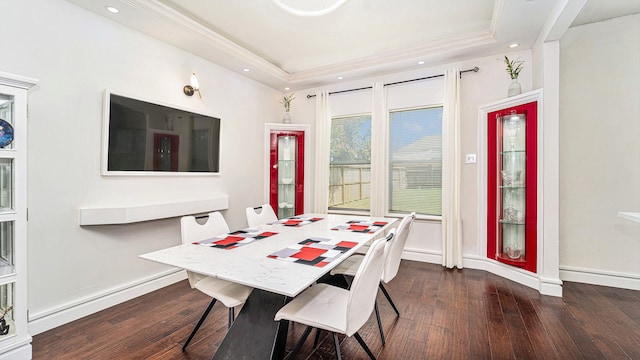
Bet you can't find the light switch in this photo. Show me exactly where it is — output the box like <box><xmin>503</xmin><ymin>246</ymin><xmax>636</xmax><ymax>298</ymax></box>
<box><xmin>465</xmin><ymin>154</ymin><xmax>477</xmax><ymax>164</ymax></box>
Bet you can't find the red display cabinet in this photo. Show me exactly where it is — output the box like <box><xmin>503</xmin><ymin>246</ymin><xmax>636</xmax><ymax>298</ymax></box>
<box><xmin>486</xmin><ymin>100</ymin><xmax>537</xmax><ymax>273</ymax></box>
<box><xmin>269</xmin><ymin>129</ymin><xmax>305</xmax><ymax>218</ymax></box>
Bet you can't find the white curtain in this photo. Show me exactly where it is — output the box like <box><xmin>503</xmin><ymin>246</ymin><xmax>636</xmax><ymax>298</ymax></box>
<box><xmin>370</xmin><ymin>82</ymin><xmax>387</xmax><ymax>217</ymax></box>
<box><xmin>313</xmin><ymin>91</ymin><xmax>331</xmax><ymax>213</ymax></box>
<box><xmin>442</xmin><ymin>68</ymin><xmax>463</xmax><ymax>269</ymax></box>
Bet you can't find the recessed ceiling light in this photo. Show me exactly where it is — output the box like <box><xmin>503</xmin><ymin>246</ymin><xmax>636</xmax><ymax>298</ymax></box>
<box><xmin>418</xmin><ymin>61</ymin><xmax>425</xmax><ymax>65</ymax></box>
<box><xmin>105</xmin><ymin>6</ymin><xmax>119</xmax><ymax>13</ymax></box>
<box><xmin>243</xmin><ymin>68</ymin><xmax>251</xmax><ymax>72</ymax></box>
<box><xmin>284</xmin><ymin>87</ymin><xmax>290</xmax><ymax>91</ymax></box>
<box><xmin>509</xmin><ymin>43</ymin><xmax>519</xmax><ymax>48</ymax></box>
<box><xmin>272</xmin><ymin>0</ymin><xmax>349</xmax><ymax>17</ymax></box>
<box><xmin>337</xmin><ymin>76</ymin><xmax>343</xmax><ymax>80</ymax></box>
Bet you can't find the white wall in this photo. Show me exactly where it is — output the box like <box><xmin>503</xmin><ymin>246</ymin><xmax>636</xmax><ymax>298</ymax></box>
<box><xmin>1</xmin><ymin>0</ymin><xmax>282</xmax><ymax>333</ymax></box>
<box><xmin>295</xmin><ymin>50</ymin><xmax>534</xmax><ymax>263</ymax></box>
<box><xmin>559</xmin><ymin>14</ymin><xmax>640</xmax><ymax>289</ymax></box>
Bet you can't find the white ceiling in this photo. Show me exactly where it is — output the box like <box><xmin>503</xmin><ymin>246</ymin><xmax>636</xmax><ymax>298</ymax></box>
<box><xmin>65</xmin><ymin>0</ymin><xmax>639</xmax><ymax>91</ymax></box>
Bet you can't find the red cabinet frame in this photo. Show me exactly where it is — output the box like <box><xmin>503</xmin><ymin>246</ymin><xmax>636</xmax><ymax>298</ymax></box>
<box><xmin>269</xmin><ymin>130</ymin><xmax>305</xmax><ymax>218</ymax></box>
<box><xmin>487</xmin><ymin>101</ymin><xmax>537</xmax><ymax>273</ymax></box>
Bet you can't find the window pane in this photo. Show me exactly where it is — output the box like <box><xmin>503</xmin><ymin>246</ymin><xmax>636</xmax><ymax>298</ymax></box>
<box><xmin>389</xmin><ymin>107</ymin><xmax>442</xmax><ymax>216</ymax></box>
<box><xmin>329</xmin><ymin>115</ymin><xmax>371</xmax><ymax>211</ymax></box>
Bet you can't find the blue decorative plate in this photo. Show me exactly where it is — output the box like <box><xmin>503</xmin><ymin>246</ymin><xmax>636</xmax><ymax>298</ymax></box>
<box><xmin>0</xmin><ymin>119</ymin><xmax>13</xmax><ymax>148</ymax></box>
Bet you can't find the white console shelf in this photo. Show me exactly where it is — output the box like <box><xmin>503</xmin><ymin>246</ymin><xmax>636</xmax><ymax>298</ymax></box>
<box><xmin>618</xmin><ymin>212</ymin><xmax>640</xmax><ymax>224</ymax></box>
<box><xmin>78</xmin><ymin>194</ymin><xmax>229</xmax><ymax>225</ymax></box>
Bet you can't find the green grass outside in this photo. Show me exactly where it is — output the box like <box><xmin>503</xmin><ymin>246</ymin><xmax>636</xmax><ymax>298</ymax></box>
<box><xmin>331</xmin><ymin>188</ymin><xmax>442</xmax><ymax>216</ymax></box>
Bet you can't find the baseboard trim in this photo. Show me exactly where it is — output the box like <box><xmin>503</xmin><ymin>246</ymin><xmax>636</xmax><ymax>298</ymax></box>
<box><xmin>28</xmin><ymin>269</ymin><xmax>186</xmax><ymax>335</ymax></box>
<box><xmin>0</xmin><ymin>337</ymin><xmax>32</xmax><ymax>360</ymax></box>
<box><xmin>403</xmin><ymin>250</ymin><xmax>565</xmax><ymax>296</ymax></box>
<box><xmin>402</xmin><ymin>247</ymin><xmax>442</xmax><ymax>264</ymax></box>
<box><xmin>403</xmin><ymin>249</ymin><xmax>638</xmax><ymax>292</ymax></box>
<box><xmin>560</xmin><ymin>266</ymin><xmax>640</xmax><ymax>290</ymax></box>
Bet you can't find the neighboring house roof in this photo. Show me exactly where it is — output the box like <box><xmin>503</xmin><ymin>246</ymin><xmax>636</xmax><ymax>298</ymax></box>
<box><xmin>392</xmin><ymin>135</ymin><xmax>442</xmax><ymax>163</ymax></box>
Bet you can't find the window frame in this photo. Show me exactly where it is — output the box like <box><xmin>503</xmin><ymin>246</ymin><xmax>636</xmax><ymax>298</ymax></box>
<box><xmin>327</xmin><ymin>104</ymin><xmax>444</xmax><ymax>221</ymax></box>
<box><xmin>386</xmin><ymin>104</ymin><xmax>444</xmax><ymax>220</ymax></box>
<box><xmin>328</xmin><ymin>113</ymin><xmax>372</xmax><ymax>213</ymax></box>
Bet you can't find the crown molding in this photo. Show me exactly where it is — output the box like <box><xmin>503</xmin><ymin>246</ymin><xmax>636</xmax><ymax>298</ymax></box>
<box><xmin>0</xmin><ymin>71</ymin><xmax>39</xmax><ymax>89</ymax></box>
<box><xmin>121</xmin><ymin>0</ymin><xmax>290</xmax><ymax>81</ymax></box>
<box><xmin>287</xmin><ymin>30</ymin><xmax>496</xmax><ymax>84</ymax></box>
<box><xmin>66</xmin><ymin>0</ymin><xmax>521</xmax><ymax>90</ymax></box>
<box><xmin>112</xmin><ymin>0</ymin><xmax>500</xmax><ymax>88</ymax></box>
<box><xmin>490</xmin><ymin>0</ymin><xmax>504</xmax><ymax>36</ymax></box>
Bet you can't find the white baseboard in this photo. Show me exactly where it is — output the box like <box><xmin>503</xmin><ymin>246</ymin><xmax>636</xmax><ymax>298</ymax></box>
<box><xmin>403</xmin><ymin>248</ymin><xmax>638</xmax><ymax>292</ymax></box>
<box><xmin>404</xmin><ymin>249</ymin><xmax>639</xmax><ymax>294</ymax></box>
<box><xmin>0</xmin><ymin>346</ymin><xmax>31</xmax><ymax>360</ymax></box>
<box><xmin>0</xmin><ymin>337</ymin><xmax>32</xmax><ymax>360</ymax></box>
<box><xmin>402</xmin><ymin>247</ymin><xmax>442</xmax><ymax>264</ymax></box>
<box><xmin>403</xmin><ymin>250</ymin><xmax>565</xmax><ymax>296</ymax></box>
<box><xmin>560</xmin><ymin>266</ymin><xmax>640</xmax><ymax>290</ymax></box>
<box><xmin>28</xmin><ymin>269</ymin><xmax>187</xmax><ymax>336</ymax></box>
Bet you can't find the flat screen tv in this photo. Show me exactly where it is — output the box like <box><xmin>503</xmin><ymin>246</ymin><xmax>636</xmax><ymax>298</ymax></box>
<box><xmin>102</xmin><ymin>90</ymin><xmax>220</xmax><ymax>175</ymax></box>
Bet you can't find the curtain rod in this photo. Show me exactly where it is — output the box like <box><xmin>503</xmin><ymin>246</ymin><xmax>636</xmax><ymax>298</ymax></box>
<box><xmin>305</xmin><ymin>66</ymin><xmax>479</xmax><ymax>99</ymax></box>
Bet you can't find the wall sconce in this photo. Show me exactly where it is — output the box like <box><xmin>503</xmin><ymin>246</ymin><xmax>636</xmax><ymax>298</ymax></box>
<box><xmin>183</xmin><ymin>72</ymin><xmax>201</xmax><ymax>98</ymax></box>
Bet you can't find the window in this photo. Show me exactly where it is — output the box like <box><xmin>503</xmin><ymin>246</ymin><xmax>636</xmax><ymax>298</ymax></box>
<box><xmin>389</xmin><ymin>106</ymin><xmax>443</xmax><ymax>216</ymax></box>
<box><xmin>329</xmin><ymin>115</ymin><xmax>371</xmax><ymax>211</ymax></box>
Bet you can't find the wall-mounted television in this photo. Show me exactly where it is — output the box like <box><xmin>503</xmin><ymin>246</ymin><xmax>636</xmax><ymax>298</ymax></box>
<box><xmin>102</xmin><ymin>90</ymin><xmax>220</xmax><ymax>175</ymax></box>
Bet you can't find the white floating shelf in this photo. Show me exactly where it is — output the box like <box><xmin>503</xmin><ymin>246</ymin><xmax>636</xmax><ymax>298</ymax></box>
<box><xmin>618</xmin><ymin>212</ymin><xmax>640</xmax><ymax>224</ymax></box>
<box><xmin>79</xmin><ymin>194</ymin><xmax>229</xmax><ymax>225</ymax></box>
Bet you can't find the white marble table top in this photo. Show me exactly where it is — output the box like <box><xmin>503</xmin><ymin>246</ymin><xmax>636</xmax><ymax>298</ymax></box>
<box><xmin>140</xmin><ymin>213</ymin><xmax>397</xmax><ymax>297</ymax></box>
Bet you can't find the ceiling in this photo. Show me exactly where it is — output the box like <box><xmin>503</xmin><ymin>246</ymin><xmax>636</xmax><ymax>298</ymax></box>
<box><xmin>65</xmin><ymin>0</ymin><xmax>640</xmax><ymax>91</ymax></box>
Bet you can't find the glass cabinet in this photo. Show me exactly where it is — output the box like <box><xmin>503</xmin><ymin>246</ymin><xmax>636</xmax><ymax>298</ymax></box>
<box><xmin>0</xmin><ymin>72</ymin><xmax>37</xmax><ymax>359</ymax></box>
<box><xmin>266</xmin><ymin>124</ymin><xmax>308</xmax><ymax>219</ymax></box>
<box><xmin>487</xmin><ymin>100</ymin><xmax>538</xmax><ymax>273</ymax></box>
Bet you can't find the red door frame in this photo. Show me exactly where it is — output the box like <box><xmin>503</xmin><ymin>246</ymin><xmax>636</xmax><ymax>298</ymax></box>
<box><xmin>153</xmin><ymin>133</ymin><xmax>179</xmax><ymax>171</ymax></box>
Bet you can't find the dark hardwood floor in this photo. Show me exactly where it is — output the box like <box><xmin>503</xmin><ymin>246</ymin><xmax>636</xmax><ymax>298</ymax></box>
<box><xmin>33</xmin><ymin>261</ymin><xmax>640</xmax><ymax>359</ymax></box>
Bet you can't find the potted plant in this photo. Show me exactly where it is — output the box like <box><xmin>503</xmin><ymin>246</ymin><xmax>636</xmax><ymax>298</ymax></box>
<box><xmin>503</xmin><ymin>56</ymin><xmax>524</xmax><ymax>96</ymax></box>
<box><xmin>280</xmin><ymin>92</ymin><xmax>295</xmax><ymax>123</ymax></box>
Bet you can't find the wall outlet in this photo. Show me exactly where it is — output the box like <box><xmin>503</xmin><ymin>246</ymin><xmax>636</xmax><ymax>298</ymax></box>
<box><xmin>465</xmin><ymin>154</ymin><xmax>477</xmax><ymax>164</ymax></box>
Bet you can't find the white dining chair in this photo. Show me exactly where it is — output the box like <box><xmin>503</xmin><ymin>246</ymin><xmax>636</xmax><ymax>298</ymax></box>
<box><xmin>330</xmin><ymin>212</ymin><xmax>415</xmax><ymax>345</ymax></box>
<box><xmin>245</xmin><ymin>204</ymin><xmax>278</xmax><ymax>227</ymax></box>
<box><xmin>274</xmin><ymin>236</ymin><xmax>388</xmax><ymax>360</ymax></box>
<box><xmin>180</xmin><ymin>212</ymin><xmax>253</xmax><ymax>351</ymax></box>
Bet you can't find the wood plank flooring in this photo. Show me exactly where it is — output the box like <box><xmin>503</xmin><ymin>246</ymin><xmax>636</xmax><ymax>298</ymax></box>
<box><xmin>32</xmin><ymin>261</ymin><xmax>640</xmax><ymax>359</ymax></box>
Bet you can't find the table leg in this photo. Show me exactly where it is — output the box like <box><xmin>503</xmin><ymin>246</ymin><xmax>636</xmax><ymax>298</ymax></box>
<box><xmin>213</xmin><ymin>289</ymin><xmax>289</xmax><ymax>360</ymax></box>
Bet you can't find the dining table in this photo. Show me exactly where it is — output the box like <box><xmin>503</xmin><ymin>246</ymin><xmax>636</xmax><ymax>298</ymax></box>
<box><xmin>139</xmin><ymin>213</ymin><xmax>397</xmax><ymax>360</ymax></box>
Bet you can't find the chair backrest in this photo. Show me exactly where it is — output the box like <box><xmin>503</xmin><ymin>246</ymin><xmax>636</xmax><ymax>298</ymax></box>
<box><xmin>381</xmin><ymin>212</ymin><xmax>415</xmax><ymax>284</ymax></box>
<box><xmin>180</xmin><ymin>212</ymin><xmax>230</xmax><ymax>287</ymax></box>
<box><xmin>245</xmin><ymin>204</ymin><xmax>278</xmax><ymax>227</ymax></box>
<box><xmin>344</xmin><ymin>235</ymin><xmax>389</xmax><ymax>336</ymax></box>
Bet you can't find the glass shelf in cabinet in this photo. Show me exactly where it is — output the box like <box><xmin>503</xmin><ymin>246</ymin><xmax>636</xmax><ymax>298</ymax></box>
<box><xmin>0</xmin><ymin>149</ymin><xmax>17</xmax><ymax>158</ymax></box>
<box><xmin>499</xmin><ymin>219</ymin><xmax>525</xmax><ymax>225</ymax></box>
<box><xmin>496</xmin><ymin>254</ymin><xmax>527</xmax><ymax>267</ymax></box>
<box><xmin>499</xmin><ymin>150</ymin><xmax>526</xmax><ymax>155</ymax></box>
<box><xmin>0</xmin><ymin>208</ymin><xmax>15</xmax><ymax>215</ymax></box>
<box><xmin>0</xmin><ymin>264</ymin><xmax>15</xmax><ymax>277</ymax></box>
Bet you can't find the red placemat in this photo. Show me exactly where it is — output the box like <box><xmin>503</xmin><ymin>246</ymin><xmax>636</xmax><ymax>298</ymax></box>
<box><xmin>267</xmin><ymin>237</ymin><xmax>357</xmax><ymax>267</ymax></box>
<box><xmin>269</xmin><ymin>216</ymin><xmax>324</xmax><ymax>227</ymax></box>
<box><xmin>193</xmin><ymin>229</ymin><xmax>278</xmax><ymax>250</ymax></box>
<box><xmin>331</xmin><ymin>220</ymin><xmax>388</xmax><ymax>234</ymax></box>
